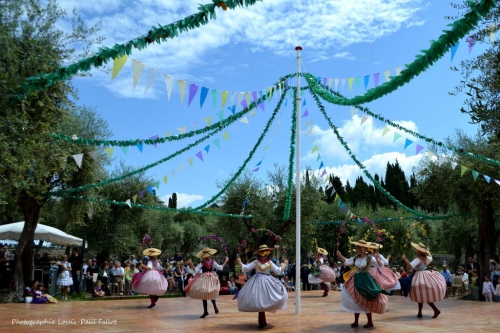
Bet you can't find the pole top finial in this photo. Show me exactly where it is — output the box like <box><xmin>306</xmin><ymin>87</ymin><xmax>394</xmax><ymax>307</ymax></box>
<box><xmin>295</xmin><ymin>46</ymin><xmax>302</xmax><ymax>51</ymax></box>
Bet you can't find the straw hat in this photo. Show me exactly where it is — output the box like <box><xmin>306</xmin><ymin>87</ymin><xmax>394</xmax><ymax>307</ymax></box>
<box><xmin>317</xmin><ymin>247</ymin><xmax>328</xmax><ymax>255</ymax></box>
<box><xmin>349</xmin><ymin>239</ymin><xmax>377</xmax><ymax>249</ymax></box>
<box><xmin>254</xmin><ymin>244</ymin><xmax>275</xmax><ymax>254</ymax></box>
<box><xmin>368</xmin><ymin>242</ymin><xmax>383</xmax><ymax>249</ymax></box>
<box><xmin>411</xmin><ymin>242</ymin><xmax>430</xmax><ymax>255</ymax></box>
<box><xmin>143</xmin><ymin>248</ymin><xmax>161</xmax><ymax>256</ymax></box>
<box><xmin>196</xmin><ymin>247</ymin><xmax>217</xmax><ymax>259</ymax></box>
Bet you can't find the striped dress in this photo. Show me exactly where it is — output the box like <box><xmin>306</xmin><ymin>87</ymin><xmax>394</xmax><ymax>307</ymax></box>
<box><xmin>369</xmin><ymin>254</ymin><xmax>400</xmax><ymax>291</ymax></box>
<box><xmin>408</xmin><ymin>256</ymin><xmax>446</xmax><ymax>303</ymax></box>
<box><xmin>185</xmin><ymin>259</ymin><xmax>222</xmax><ymax>300</ymax></box>
<box><xmin>341</xmin><ymin>255</ymin><xmax>388</xmax><ymax>314</ymax></box>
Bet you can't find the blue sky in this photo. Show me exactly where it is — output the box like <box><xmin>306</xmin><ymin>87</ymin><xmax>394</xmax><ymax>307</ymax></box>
<box><xmin>56</xmin><ymin>0</ymin><xmax>489</xmax><ymax>208</ymax></box>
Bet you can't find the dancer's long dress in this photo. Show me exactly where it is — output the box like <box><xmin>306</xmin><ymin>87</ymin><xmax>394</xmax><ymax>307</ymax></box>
<box><xmin>308</xmin><ymin>256</ymin><xmax>336</xmax><ymax>283</ymax></box>
<box><xmin>341</xmin><ymin>255</ymin><xmax>388</xmax><ymax>314</ymax></box>
<box><xmin>185</xmin><ymin>259</ymin><xmax>222</xmax><ymax>300</ymax></box>
<box><xmin>369</xmin><ymin>254</ymin><xmax>400</xmax><ymax>291</ymax></box>
<box><xmin>237</xmin><ymin>259</ymin><xmax>288</xmax><ymax>313</ymax></box>
<box><xmin>131</xmin><ymin>260</ymin><xmax>168</xmax><ymax>295</ymax></box>
<box><xmin>407</xmin><ymin>256</ymin><xmax>446</xmax><ymax>303</ymax></box>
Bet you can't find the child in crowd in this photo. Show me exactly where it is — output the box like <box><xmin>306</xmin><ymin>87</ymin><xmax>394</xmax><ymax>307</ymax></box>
<box><xmin>220</xmin><ymin>275</ymin><xmax>229</xmax><ymax>295</ymax></box>
<box><xmin>36</xmin><ymin>283</ymin><xmax>57</xmax><ymax>303</ymax></box>
<box><xmin>93</xmin><ymin>280</ymin><xmax>105</xmax><ymax>297</ymax></box>
<box><xmin>470</xmin><ymin>269</ymin><xmax>479</xmax><ymax>301</ymax></box>
<box><xmin>228</xmin><ymin>277</ymin><xmax>237</xmax><ymax>295</ymax></box>
<box><xmin>482</xmin><ymin>275</ymin><xmax>495</xmax><ymax>302</ymax></box>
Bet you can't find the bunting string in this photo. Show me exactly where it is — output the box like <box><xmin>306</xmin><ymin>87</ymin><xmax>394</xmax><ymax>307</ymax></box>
<box><xmin>282</xmin><ymin>89</ymin><xmax>297</xmax><ymax>221</ymax></box>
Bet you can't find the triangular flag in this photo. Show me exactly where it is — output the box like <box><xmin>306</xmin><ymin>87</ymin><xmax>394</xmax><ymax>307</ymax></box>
<box><xmin>204</xmin><ymin>145</ymin><xmax>210</xmax><ymax>153</ymax></box>
<box><xmin>177</xmin><ymin>80</ymin><xmax>187</xmax><ymax>104</ymax></box>
<box><xmin>245</xmin><ymin>92</ymin><xmax>251</xmax><ymax>109</ymax></box>
<box><xmin>252</xmin><ymin>167</ymin><xmax>260</xmax><ymax>172</ymax></box>
<box><xmin>149</xmin><ymin>135</ymin><xmax>158</xmax><ymax>148</ymax></box>
<box><xmin>132</xmin><ymin>59</ymin><xmax>145</xmax><ymax>89</ymax></box>
<box><xmin>89</xmin><ymin>151</ymin><xmax>99</xmax><ymax>160</ymax></box>
<box><xmin>393</xmin><ymin>133</ymin><xmax>402</xmax><ymax>142</ymax></box>
<box><xmin>312</xmin><ymin>145</ymin><xmax>319</xmax><ymax>153</ymax></box>
<box><xmin>187</xmin><ymin>157</ymin><xmax>194</xmax><ymax>166</ymax></box>
<box><xmin>403</xmin><ymin>139</ymin><xmax>413</xmax><ymax>149</ymax></box>
<box><xmin>136</xmin><ymin>142</ymin><xmax>143</xmax><ymax>153</ymax></box>
<box><xmin>382</xmin><ymin>126</ymin><xmax>391</xmax><ymax>137</ymax></box>
<box><xmin>361</xmin><ymin>115</ymin><xmax>368</xmax><ymax>125</ymax></box>
<box><xmin>162</xmin><ymin>176</ymin><xmax>168</xmax><ymax>185</ymax></box>
<box><xmin>204</xmin><ymin>115</ymin><xmax>213</xmax><ymax>126</ymax></box>
<box><xmin>139</xmin><ymin>190</ymin><xmax>145</xmax><ymax>198</ymax></box>
<box><xmin>119</xmin><ymin>146</ymin><xmax>128</xmax><ymax>155</ymax></box>
<box><xmin>471</xmin><ymin>170</ymin><xmax>479</xmax><ymax>181</ymax></box>
<box><xmin>221</xmin><ymin>90</ymin><xmax>228</xmax><ymax>109</ymax></box>
<box><xmin>395</xmin><ymin>67</ymin><xmax>402</xmax><ymax>76</ymax></box>
<box><xmin>196</xmin><ymin>151</ymin><xmax>204</xmax><ymax>161</ymax></box>
<box><xmin>222</xmin><ymin>132</ymin><xmax>229</xmax><ymax>141</ymax></box>
<box><xmin>164</xmin><ymin>74</ymin><xmax>174</xmax><ymax>101</ymax></box>
<box><xmin>240</xmin><ymin>117</ymin><xmax>249</xmax><ymax>124</ymax></box>
<box><xmin>319</xmin><ymin>161</ymin><xmax>324</xmax><ymax>169</ymax></box>
<box><xmin>450</xmin><ymin>43</ymin><xmax>459</xmax><ymax>62</ymax></box>
<box><xmin>155</xmin><ymin>180</ymin><xmax>160</xmax><ymax>189</ymax></box>
<box><xmin>104</xmin><ymin>147</ymin><xmax>114</xmax><ymax>158</ymax></box>
<box><xmin>316</xmin><ymin>154</ymin><xmax>321</xmax><ymax>161</ymax></box>
<box><xmin>255</xmin><ymin>161</ymin><xmax>262</xmax><ymax>166</ymax></box>
<box><xmin>72</xmin><ymin>154</ymin><xmax>84</xmax><ymax>168</ymax></box>
<box><xmin>147</xmin><ymin>185</ymin><xmax>154</xmax><ymax>195</ymax></box>
<box><xmin>132</xmin><ymin>195</ymin><xmax>138</xmax><ymax>203</ymax></box>
<box><xmin>363</xmin><ymin>75</ymin><xmax>370</xmax><ymax>89</ymax></box>
<box><xmin>347</xmin><ymin>78</ymin><xmax>354</xmax><ymax>91</ymax></box>
<box><xmin>460</xmin><ymin>165</ymin><xmax>469</xmax><ymax>176</ymax></box>
<box><xmin>327</xmin><ymin>78</ymin><xmax>333</xmax><ymax>89</ymax></box>
<box><xmin>355</xmin><ymin>77</ymin><xmax>361</xmax><ymax>90</ymax></box>
<box><xmin>321</xmin><ymin>169</ymin><xmax>327</xmax><ymax>176</ymax></box>
<box><xmin>229</xmin><ymin>105</ymin><xmax>236</xmax><ymax>115</ymax></box>
<box><xmin>258</xmin><ymin>101</ymin><xmax>265</xmax><ymax>111</ymax></box>
<box><xmin>111</xmin><ymin>55</ymin><xmax>128</xmax><ymax>80</ymax></box>
<box><xmin>200</xmin><ymin>87</ymin><xmax>209</xmax><ymax>108</ymax></box>
<box><xmin>262</xmin><ymin>145</ymin><xmax>269</xmax><ymax>151</ymax></box>
<box><xmin>438</xmin><ymin>155</ymin><xmax>447</xmax><ymax>166</ymax></box>
<box><xmin>177</xmin><ymin>126</ymin><xmax>187</xmax><ymax>134</ymax></box>
<box><xmin>302</xmin><ymin>109</ymin><xmax>309</xmax><ymax>117</ymax></box>
<box><xmin>252</xmin><ymin>91</ymin><xmax>258</xmax><ymax>107</ymax></box>
<box><xmin>373</xmin><ymin>73</ymin><xmax>380</xmax><ymax>87</ymax></box>
<box><xmin>416</xmin><ymin>144</ymin><xmax>424</xmax><ymax>154</ymax></box>
<box><xmin>302</xmin><ymin>99</ymin><xmax>306</xmax><ymax>107</ymax></box>
<box><xmin>211</xmin><ymin>89</ymin><xmax>218</xmax><ymax>108</ymax></box>
<box><xmin>213</xmin><ymin>138</ymin><xmax>220</xmax><ymax>148</ymax></box>
<box><xmin>350</xmin><ymin>106</ymin><xmax>357</xmax><ymax>116</ymax></box>
<box><xmin>216</xmin><ymin>110</ymin><xmax>224</xmax><ymax>120</ymax></box>
<box><xmin>484</xmin><ymin>175</ymin><xmax>491</xmax><ymax>183</ymax></box>
<box><xmin>494</xmin><ymin>179</ymin><xmax>500</xmax><ymax>186</ymax></box>
<box><xmin>188</xmin><ymin>84</ymin><xmax>199</xmax><ymax>107</ymax></box>
<box><xmin>179</xmin><ymin>164</ymin><xmax>185</xmax><ymax>172</ymax></box>
<box><xmin>334</xmin><ymin>78</ymin><xmax>339</xmax><ymax>90</ymax></box>
<box><xmin>237</xmin><ymin>92</ymin><xmax>243</xmax><ymax>108</ymax></box>
<box><xmin>488</xmin><ymin>23</ymin><xmax>497</xmax><ymax>43</ymax></box>
<box><xmin>144</xmin><ymin>68</ymin><xmax>157</xmax><ymax>94</ymax></box>
<box><xmin>384</xmin><ymin>70</ymin><xmax>391</xmax><ymax>82</ymax></box>
<box><xmin>249</xmin><ymin>110</ymin><xmax>255</xmax><ymax>117</ymax></box>
<box><xmin>451</xmin><ymin>162</ymin><xmax>457</xmax><ymax>169</ymax></box>
<box><xmin>125</xmin><ymin>199</ymin><xmax>132</xmax><ymax>209</ymax></box>
<box><xmin>330</xmin><ymin>188</ymin><xmax>336</xmax><ymax>197</ymax></box>
<box><xmin>229</xmin><ymin>91</ymin><xmax>236</xmax><ymax>107</ymax></box>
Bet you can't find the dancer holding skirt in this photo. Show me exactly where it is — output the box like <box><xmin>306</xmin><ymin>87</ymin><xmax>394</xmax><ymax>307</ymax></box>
<box><xmin>308</xmin><ymin>247</ymin><xmax>336</xmax><ymax>297</ymax></box>
<box><xmin>131</xmin><ymin>248</ymin><xmax>169</xmax><ymax>308</ymax></box>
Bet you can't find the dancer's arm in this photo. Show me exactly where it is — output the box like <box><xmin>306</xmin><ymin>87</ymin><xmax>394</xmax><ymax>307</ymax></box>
<box><xmin>336</xmin><ymin>251</ymin><xmax>346</xmax><ymax>264</ymax></box>
<box><xmin>401</xmin><ymin>254</ymin><xmax>413</xmax><ymax>269</ymax></box>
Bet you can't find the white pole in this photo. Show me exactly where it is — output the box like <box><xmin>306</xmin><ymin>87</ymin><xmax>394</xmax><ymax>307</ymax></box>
<box><xmin>294</xmin><ymin>45</ymin><xmax>302</xmax><ymax>315</ymax></box>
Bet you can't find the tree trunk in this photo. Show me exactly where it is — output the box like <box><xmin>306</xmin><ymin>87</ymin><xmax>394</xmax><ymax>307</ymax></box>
<box><xmin>14</xmin><ymin>197</ymin><xmax>42</xmax><ymax>293</ymax></box>
<box><xmin>478</xmin><ymin>199</ymin><xmax>496</xmax><ymax>278</ymax></box>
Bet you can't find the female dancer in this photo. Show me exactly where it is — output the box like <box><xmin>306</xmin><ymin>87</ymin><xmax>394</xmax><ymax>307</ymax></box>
<box><xmin>236</xmin><ymin>244</ymin><xmax>288</xmax><ymax>328</ymax></box>
<box><xmin>401</xmin><ymin>242</ymin><xmax>446</xmax><ymax>319</ymax></box>
<box><xmin>368</xmin><ymin>242</ymin><xmax>400</xmax><ymax>292</ymax></box>
<box><xmin>308</xmin><ymin>247</ymin><xmax>336</xmax><ymax>297</ymax></box>
<box><xmin>131</xmin><ymin>248</ymin><xmax>168</xmax><ymax>308</ymax></box>
<box><xmin>337</xmin><ymin>239</ymin><xmax>388</xmax><ymax>328</ymax></box>
<box><xmin>186</xmin><ymin>247</ymin><xmax>229</xmax><ymax>318</ymax></box>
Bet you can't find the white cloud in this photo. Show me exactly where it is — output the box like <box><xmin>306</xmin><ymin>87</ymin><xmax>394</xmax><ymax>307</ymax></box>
<box><xmin>160</xmin><ymin>193</ymin><xmax>204</xmax><ymax>208</ymax></box>
<box><xmin>309</xmin><ymin>51</ymin><xmax>356</xmax><ymax>63</ymax></box>
<box><xmin>57</xmin><ymin>0</ymin><xmax>424</xmax><ymax>97</ymax></box>
<box><xmin>407</xmin><ymin>19</ymin><xmax>427</xmax><ymax>28</ymax></box>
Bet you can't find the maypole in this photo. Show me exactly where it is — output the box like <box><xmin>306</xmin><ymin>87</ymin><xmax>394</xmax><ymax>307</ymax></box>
<box><xmin>294</xmin><ymin>45</ymin><xmax>302</xmax><ymax>315</ymax></box>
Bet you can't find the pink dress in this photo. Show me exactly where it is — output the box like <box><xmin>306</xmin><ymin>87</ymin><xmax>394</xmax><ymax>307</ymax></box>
<box><xmin>308</xmin><ymin>256</ymin><xmax>336</xmax><ymax>283</ymax></box>
<box><xmin>185</xmin><ymin>259</ymin><xmax>222</xmax><ymax>300</ymax></box>
<box><xmin>408</xmin><ymin>256</ymin><xmax>446</xmax><ymax>303</ymax></box>
<box><xmin>369</xmin><ymin>254</ymin><xmax>399</xmax><ymax>290</ymax></box>
<box><xmin>131</xmin><ymin>260</ymin><xmax>168</xmax><ymax>296</ymax></box>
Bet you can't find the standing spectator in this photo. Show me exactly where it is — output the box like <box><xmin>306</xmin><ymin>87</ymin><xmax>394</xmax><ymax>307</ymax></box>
<box><xmin>129</xmin><ymin>255</ymin><xmax>138</xmax><ymax>266</ymax></box>
<box><xmin>173</xmin><ymin>251</ymin><xmax>183</xmax><ymax>263</ymax></box>
<box><xmin>482</xmin><ymin>275</ymin><xmax>495</xmax><ymax>302</ymax></box>
<box><xmin>470</xmin><ymin>269</ymin><xmax>479</xmax><ymax>300</ymax></box>
<box><xmin>465</xmin><ymin>256</ymin><xmax>481</xmax><ymax>281</ymax></box>
<box><xmin>56</xmin><ymin>255</ymin><xmax>73</xmax><ymax>300</ymax></box>
<box><xmin>163</xmin><ymin>262</ymin><xmax>175</xmax><ymax>292</ymax></box>
<box><xmin>68</xmin><ymin>247</ymin><xmax>82</xmax><ymax>294</ymax></box>
<box><xmin>399</xmin><ymin>266</ymin><xmax>408</xmax><ymax>278</ymax></box>
<box><xmin>489</xmin><ymin>255</ymin><xmax>500</xmax><ymax>289</ymax></box>
<box><xmin>111</xmin><ymin>261</ymin><xmax>125</xmax><ymax>295</ymax></box>
<box><xmin>300</xmin><ymin>263</ymin><xmax>311</xmax><ymax>291</ymax></box>
<box><xmin>126</xmin><ymin>263</ymin><xmax>139</xmax><ymax>295</ymax></box>
<box><xmin>495</xmin><ymin>277</ymin><xmax>500</xmax><ymax>302</ymax></box>
<box><xmin>219</xmin><ymin>275</ymin><xmax>230</xmax><ymax>295</ymax></box>
<box><xmin>392</xmin><ymin>267</ymin><xmax>401</xmax><ymax>278</ymax></box>
<box><xmin>173</xmin><ymin>262</ymin><xmax>185</xmax><ymax>291</ymax></box>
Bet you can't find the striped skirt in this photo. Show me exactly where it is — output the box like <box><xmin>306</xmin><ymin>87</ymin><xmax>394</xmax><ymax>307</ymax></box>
<box><xmin>342</xmin><ymin>272</ymin><xmax>388</xmax><ymax>314</ymax></box>
<box><xmin>369</xmin><ymin>267</ymin><xmax>399</xmax><ymax>290</ymax></box>
<box><xmin>317</xmin><ymin>264</ymin><xmax>336</xmax><ymax>283</ymax></box>
<box><xmin>409</xmin><ymin>270</ymin><xmax>446</xmax><ymax>303</ymax></box>
<box><xmin>185</xmin><ymin>272</ymin><xmax>220</xmax><ymax>300</ymax></box>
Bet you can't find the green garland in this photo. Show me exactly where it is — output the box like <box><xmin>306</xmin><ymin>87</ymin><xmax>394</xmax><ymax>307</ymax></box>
<box><xmin>191</xmin><ymin>87</ymin><xmax>288</xmax><ymax>210</ymax></box>
<box><xmin>304</xmin><ymin>0</ymin><xmax>496</xmax><ymax>106</ymax></box>
<box><xmin>52</xmin><ymin>195</ymin><xmax>252</xmax><ymax>218</ymax></box>
<box><xmin>309</xmin><ymin>89</ymin><xmax>459</xmax><ymax>220</ymax></box>
<box><xmin>50</xmin><ymin>73</ymin><xmax>297</xmax><ymax>147</ymax></box>
<box><xmin>17</xmin><ymin>0</ymin><xmax>264</xmax><ymax>99</ymax></box>
<box><xmin>313</xmin><ymin>216</ymin><xmax>453</xmax><ymax>226</ymax></box>
<box><xmin>321</xmin><ymin>87</ymin><xmax>500</xmax><ymax>168</ymax></box>
<box><xmin>282</xmin><ymin>89</ymin><xmax>297</xmax><ymax>221</ymax></box>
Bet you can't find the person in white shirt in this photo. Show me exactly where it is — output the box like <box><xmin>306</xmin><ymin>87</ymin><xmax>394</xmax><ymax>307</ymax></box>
<box><xmin>111</xmin><ymin>261</ymin><xmax>125</xmax><ymax>295</ymax></box>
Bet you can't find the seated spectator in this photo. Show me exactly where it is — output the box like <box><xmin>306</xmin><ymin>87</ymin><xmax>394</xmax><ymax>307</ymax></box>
<box><xmin>163</xmin><ymin>262</ymin><xmax>175</xmax><ymax>292</ymax></box>
<box><xmin>98</xmin><ymin>262</ymin><xmax>111</xmax><ymax>296</ymax></box>
<box><xmin>440</xmin><ymin>264</ymin><xmax>452</xmax><ymax>288</ymax></box>
<box><xmin>126</xmin><ymin>263</ymin><xmax>139</xmax><ymax>295</ymax></box>
<box><xmin>183</xmin><ymin>260</ymin><xmax>194</xmax><ymax>276</ymax></box>
<box><xmin>220</xmin><ymin>275</ymin><xmax>230</xmax><ymax>295</ymax></box>
<box><xmin>111</xmin><ymin>261</ymin><xmax>125</xmax><ymax>295</ymax></box>
<box><xmin>456</xmin><ymin>266</ymin><xmax>469</xmax><ymax>296</ymax></box>
<box><xmin>85</xmin><ymin>259</ymin><xmax>99</xmax><ymax>293</ymax></box>
<box><xmin>228</xmin><ymin>277</ymin><xmax>237</xmax><ymax>295</ymax></box>
<box><xmin>282</xmin><ymin>275</ymin><xmax>295</xmax><ymax>291</ymax></box>
<box><xmin>93</xmin><ymin>280</ymin><xmax>106</xmax><ymax>297</ymax></box>
<box><xmin>129</xmin><ymin>255</ymin><xmax>138</xmax><ymax>266</ymax></box>
<box><xmin>23</xmin><ymin>280</ymin><xmax>38</xmax><ymax>300</ymax></box>
<box><xmin>173</xmin><ymin>262</ymin><xmax>185</xmax><ymax>291</ymax></box>
<box><xmin>233</xmin><ymin>272</ymin><xmax>246</xmax><ymax>290</ymax></box>
<box><xmin>32</xmin><ymin>283</ymin><xmax>56</xmax><ymax>304</ymax></box>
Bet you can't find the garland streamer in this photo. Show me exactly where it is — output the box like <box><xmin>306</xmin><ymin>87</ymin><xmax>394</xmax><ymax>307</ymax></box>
<box><xmin>17</xmin><ymin>0</ymin><xmax>264</xmax><ymax>99</ymax></box>
<box><xmin>282</xmin><ymin>89</ymin><xmax>297</xmax><ymax>221</ymax></box>
<box><xmin>191</xmin><ymin>87</ymin><xmax>288</xmax><ymax>210</ymax></box>
<box><xmin>51</xmin><ymin>195</ymin><xmax>252</xmax><ymax>218</ymax></box>
<box><xmin>303</xmin><ymin>0</ymin><xmax>496</xmax><ymax>106</ymax></box>
<box><xmin>308</xmin><ymin>89</ymin><xmax>458</xmax><ymax>220</ymax></box>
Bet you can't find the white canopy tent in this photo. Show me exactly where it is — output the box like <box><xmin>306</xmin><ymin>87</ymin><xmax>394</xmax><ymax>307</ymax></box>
<box><xmin>0</xmin><ymin>222</ymin><xmax>86</xmax><ymax>248</ymax></box>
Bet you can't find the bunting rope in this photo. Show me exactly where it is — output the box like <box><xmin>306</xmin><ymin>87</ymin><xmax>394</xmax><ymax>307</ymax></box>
<box><xmin>191</xmin><ymin>87</ymin><xmax>288</xmax><ymax>210</ymax></box>
<box><xmin>282</xmin><ymin>89</ymin><xmax>297</xmax><ymax>221</ymax></box>
<box><xmin>16</xmin><ymin>0</ymin><xmax>264</xmax><ymax>99</ymax></box>
<box><xmin>303</xmin><ymin>0</ymin><xmax>496</xmax><ymax>107</ymax></box>
<box><xmin>312</xmin><ymin>215</ymin><xmax>459</xmax><ymax>226</ymax></box>
<box><xmin>308</xmin><ymin>89</ymin><xmax>458</xmax><ymax>220</ymax></box>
